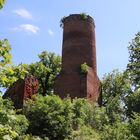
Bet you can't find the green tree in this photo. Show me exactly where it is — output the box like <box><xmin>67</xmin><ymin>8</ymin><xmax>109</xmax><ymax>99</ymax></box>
<box><xmin>0</xmin><ymin>39</ymin><xmax>12</xmax><ymax>94</ymax></box>
<box><xmin>125</xmin><ymin>90</ymin><xmax>140</xmax><ymax>117</ymax></box>
<box><xmin>127</xmin><ymin>32</ymin><xmax>140</xmax><ymax>90</ymax></box>
<box><xmin>102</xmin><ymin>70</ymin><xmax>131</xmax><ymax>106</ymax></box>
<box><xmin>0</xmin><ymin>0</ymin><xmax>6</xmax><ymax>9</ymax></box>
<box><xmin>101</xmin><ymin>70</ymin><xmax>131</xmax><ymax>122</ymax></box>
<box><xmin>129</xmin><ymin>113</ymin><xmax>140</xmax><ymax>139</ymax></box>
<box><xmin>0</xmin><ymin>39</ymin><xmax>12</xmax><ymax>68</ymax></box>
<box><xmin>124</xmin><ymin>32</ymin><xmax>140</xmax><ymax>117</ymax></box>
<box><xmin>84</xmin><ymin>104</ymin><xmax>109</xmax><ymax>131</ymax></box>
<box><xmin>0</xmin><ymin>97</ymin><xmax>29</xmax><ymax>139</ymax></box>
<box><xmin>72</xmin><ymin>98</ymin><xmax>108</xmax><ymax>132</ymax></box>
<box><xmin>28</xmin><ymin>51</ymin><xmax>61</xmax><ymax>96</ymax></box>
<box><xmin>101</xmin><ymin>122</ymin><xmax>137</xmax><ymax>140</ymax></box>
<box><xmin>0</xmin><ymin>7</ymin><xmax>13</xmax><ymax>94</ymax></box>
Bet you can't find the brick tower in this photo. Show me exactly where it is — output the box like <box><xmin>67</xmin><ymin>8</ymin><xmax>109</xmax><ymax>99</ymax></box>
<box><xmin>54</xmin><ymin>14</ymin><xmax>101</xmax><ymax>103</ymax></box>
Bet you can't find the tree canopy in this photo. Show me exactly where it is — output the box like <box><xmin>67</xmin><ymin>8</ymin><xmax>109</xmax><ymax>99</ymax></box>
<box><xmin>28</xmin><ymin>51</ymin><xmax>61</xmax><ymax>96</ymax></box>
<box><xmin>0</xmin><ymin>39</ymin><xmax>12</xmax><ymax>68</ymax></box>
<box><xmin>0</xmin><ymin>0</ymin><xmax>6</xmax><ymax>9</ymax></box>
<box><xmin>127</xmin><ymin>32</ymin><xmax>140</xmax><ymax>90</ymax></box>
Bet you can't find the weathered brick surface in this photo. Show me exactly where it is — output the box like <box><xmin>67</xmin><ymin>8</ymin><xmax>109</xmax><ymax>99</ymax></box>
<box><xmin>54</xmin><ymin>71</ymin><xmax>92</xmax><ymax>99</ymax></box>
<box><xmin>86</xmin><ymin>67</ymin><xmax>101</xmax><ymax>102</ymax></box>
<box><xmin>54</xmin><ymin>14</ymin><xmax>101</xmax><ymax>103</ymax></box>
<box><xmin>3</xmin><ymin>76</ymin><xmax>39</xmax><ymax>108</ymax></box>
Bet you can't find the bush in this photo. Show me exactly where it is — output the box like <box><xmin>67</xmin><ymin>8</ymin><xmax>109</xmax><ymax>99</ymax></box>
<box><xmin>72</xmin><ymin>126</ymin><xmax>100</xmax><ymax>140</ymax></box>
<box><xmin>84</xmin><ymin>104</ymin><xmax>109</xmax><ymax>131</ymax></box>
<box><xmin>80</xmin><ymin>62</ymin><xmax>88</xmax><ymax>74</ymax></box>
<box><xmin>101</xmin><ymin>122</ymin><xmax>137</xmax><ymax>140</ymax></box>
<box><xmin>0</xmin><ymin>97</ymin><xmax>29</xmax><ymax>139</ymax></box>
<box><xmin>23</xmin><ymin>95</ymin><xmax>111</xmax><ymax>139</ymax></box>
<box><xmin>0</xmin><ymin>125</ymin><xmax>18</xmax><ymax>140</ymax></box>
<box><xmin>80</xmin><ymin>13</ymin><xmax>88</xmax><ymax>20</ymax></box>
<box><xmin>24</xmin><ymin>95</ymin><xmax>73</xmax><ymax>140</ymax></box>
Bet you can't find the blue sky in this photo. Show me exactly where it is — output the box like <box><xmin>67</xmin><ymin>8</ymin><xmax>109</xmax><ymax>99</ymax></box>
<box><xmin>1</xmin><ymin>0</ymin><xmax>140</xmax><ymax>78</ymax></box>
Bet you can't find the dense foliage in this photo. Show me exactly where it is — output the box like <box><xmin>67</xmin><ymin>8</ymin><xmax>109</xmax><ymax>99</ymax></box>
<box><xmin>1</xmin><ymin>93</ymin><xmax>140</xmax><ymax>140</ymax></box>
<box><xmin>0</xmin><ymin>97</ymin><xmax>29</xmax><ymax>139</ymax></box>
<box><xmin>24</xmin><ymin>95</ymin><xmax>72</xmax><ymax>139</ymax></box>
<box><xmin>0</xmin><ymin>39</ymin><xmax>13</xmax><ymax>93</ymax></box>
<box><xmin>0</xmin><ymin>39</ymin><xmax>12</xmax><ymax>68</ymax></box>
<box><xmin>125</xmin><ymin>32</ymin><xmax>140</xmax><ymax>118</ymax></box>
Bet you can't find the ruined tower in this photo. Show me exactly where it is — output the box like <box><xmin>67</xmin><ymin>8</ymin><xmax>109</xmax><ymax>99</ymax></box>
<box><xmin>3</xmin><ymin>76</ymin><xmax>39</xmax><ymax>109</ymax></box>
<box><xmin>54</xmin><ymin>14</ymin><xmax>101</xmax><ymax>103</ymax></box>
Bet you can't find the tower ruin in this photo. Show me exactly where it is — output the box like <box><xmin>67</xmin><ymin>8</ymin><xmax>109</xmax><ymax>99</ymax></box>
<box><xmin>54</xmin><ymin>14</ymin><xmax>101</xmax><ymax>103</ymax></box>
<box><xmin>3</xmin><ymin>76</ymin><xmax>39</xmax><ymax>109</ymax></box>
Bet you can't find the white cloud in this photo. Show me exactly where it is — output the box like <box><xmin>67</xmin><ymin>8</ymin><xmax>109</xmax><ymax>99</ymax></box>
<box><xmin>48</xmin><ymin>29</ymin><xmax>54</xmax><ymax>36</ymax></box>
<box><xmin>13</xmin><ymin>8</ymin><xmax>33</xmax><ymax>19</ymax></box>
<box><xmin>11</xmin><ymin>24</ymin><xmax>40</xmax><ymax>35</ymax></box>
